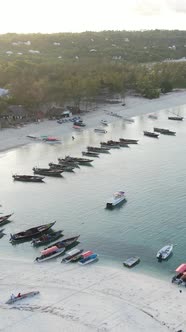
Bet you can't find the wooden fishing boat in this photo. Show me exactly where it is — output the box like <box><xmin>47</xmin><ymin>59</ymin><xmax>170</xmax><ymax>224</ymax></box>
<box><xmin>87</xmin><ymin>146</ymin><xmax>110</xmax><ymax>153</ymax></box>
<box><xmin>123</xmin><ymin>257</ymin><xmax>140</xmax><ymax>268</ymax></box>
<box><xmin>153</xmin><ymin>127</ymin><xmax>176</xmax><ymax>135</ymax></box>
<box><xmin>82</xmin><ymin>151</ymin><xmax>99</xmax><ymax>157</ymax></box>
<box><xmin>100</xmin><ymin>141</ymin><xmax>120</xmax><ymax>149</ymax></box>
<box><xmin>63</xmin><ymin>156</ymin><xmax>93</xmax><ymax>165</ymax></box>
<box><xmin>44</xmin><ymin>235</ymin><xmax>80</xmax><ymax>250</ymax></box>
<box><xmin>49</xmin><ymin>163</ymin><xmax>75</xmax><ymax>172</ymax></box>
<box><xmin>32</xmin><ymin>230</ymin><xmax>63</xmax><ymax>247</ymax></box>
<box><xmin>10</xmin><ymin>221</ymin><xmax>56</xmax><ymax>242</ymax></box>
<box><xmin>143</xmin><ymin>131</ymin><xmax>159</xmax><ymax>138</ymax></box>
<box><xmin>62</xmin><ymin>248</ymin><xmax>84</xmax><ymax>263</ymax></box>
<box><xmin>33</xmin><ymin>167</ymin><xmax>63</xmax><ymax>177</ymax></box>
<box><xmin>6</xmin><ymin>291</ymin><xmax>40</xmax><ymax>304</ymax></box>
<box><xmin>119</xmin><ymin>138</ymin><xmax>139</xmax><ymax>144</ymax></box>
<box><xmin>0</xmin><ymin>213</ymin><xmax>13</xmax><ymax>226</ymax></box>
<box><xmin>12</xmin><ymin>174</ymin><xmax>44</xmax><ymax>182</ymax></box>
<box><xmin>58</xmin><ymin>159</ymin><xmax>80</xmax><ymax>168</ymax></box>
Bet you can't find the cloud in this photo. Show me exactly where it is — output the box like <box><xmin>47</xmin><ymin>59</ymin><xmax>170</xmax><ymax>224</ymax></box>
<box><xmin>133</xmin><ymin>0</ymin><xmax>164</xmax><ymax>16</ymax></box>
<box><xmin>133</xmin><ymin>0</ymin><xmax>186</xmax><ymax>16</ymax></box>
<box><xmin>168</xmin><ymin>0</ymin><xmax>186</xmax><ymax>13</ymax></box>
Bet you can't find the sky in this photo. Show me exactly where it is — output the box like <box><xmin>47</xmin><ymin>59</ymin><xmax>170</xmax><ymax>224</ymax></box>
<box><xmin>1</xmin><ymin>0</ymin><xmax>186</xmax><ymax>33</ymax></box>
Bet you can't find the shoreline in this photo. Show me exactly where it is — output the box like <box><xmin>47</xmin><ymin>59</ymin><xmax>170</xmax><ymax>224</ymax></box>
<box><xmin>0</xmin><ymin>256</ymin><xmax>185</xmax><ymax>331</ymax></box>
<box><xmin>1</xmin><ymin>90</ymin><xmax>186</xmax><ymax>154</ymax></box>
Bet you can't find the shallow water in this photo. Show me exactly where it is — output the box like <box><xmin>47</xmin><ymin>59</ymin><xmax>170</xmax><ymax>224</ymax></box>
<box><xmin>0</xmin><ymin>106</ymin><xmax>186</xmax><ymax>279</ymax></box>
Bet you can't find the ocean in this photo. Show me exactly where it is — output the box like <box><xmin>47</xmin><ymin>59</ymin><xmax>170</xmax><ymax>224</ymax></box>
<box><xmin>0</xmin><ymin>106</ymin><xmax>186</xmax><ymax>279</ymax></box>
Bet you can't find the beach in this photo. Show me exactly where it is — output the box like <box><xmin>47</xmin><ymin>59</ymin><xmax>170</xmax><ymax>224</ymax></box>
<box><xmin>1</xmin><ymin>90</ymin><xmax>186</xmax><ymax>331</ymax></box>
<box><xmin>1</xmin><ymin>90</ymin><xmax>186</xmax><ymax>153</ymax></box>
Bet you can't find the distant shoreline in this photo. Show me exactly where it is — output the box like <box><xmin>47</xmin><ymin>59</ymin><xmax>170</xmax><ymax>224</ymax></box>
<box><xmin>0</xmin><ymin>90</ymin><xmax>186</xmax><ymax>154</ymax></box>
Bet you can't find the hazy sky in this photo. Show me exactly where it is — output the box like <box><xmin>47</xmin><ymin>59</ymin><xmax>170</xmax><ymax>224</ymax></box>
<box><xmin>1</xmin><ymin>0</ymin><xmax>186</xmax><ymax>33</ymax></box>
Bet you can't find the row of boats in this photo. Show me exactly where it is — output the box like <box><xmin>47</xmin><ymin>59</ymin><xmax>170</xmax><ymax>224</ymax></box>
<box><xmin>7</xmin><ymin>219</ymin><xmax>98</xmax><ymax>265</ymax></box>
<box><xmin>12</xmin><ymin>136</ymin><xmax>140</xmax><ymax>182</ymax></box>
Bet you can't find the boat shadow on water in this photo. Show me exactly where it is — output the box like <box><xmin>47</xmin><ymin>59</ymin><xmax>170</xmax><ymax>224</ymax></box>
<box><xmin>157</xmin><ymin>252</ymin><xmax>174</xmax><ymax>263</ymax></box>
<box><xmin>105</xmin><ymin>199</ymin><xmax>127</xmax><ymax>211</ymax></box>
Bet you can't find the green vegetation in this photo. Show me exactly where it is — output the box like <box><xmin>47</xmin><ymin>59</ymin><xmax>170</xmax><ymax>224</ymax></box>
<box><xmin>0</xmin><ymin>30</ymin><xmax>186</xmax><ymax>113</ymax></box>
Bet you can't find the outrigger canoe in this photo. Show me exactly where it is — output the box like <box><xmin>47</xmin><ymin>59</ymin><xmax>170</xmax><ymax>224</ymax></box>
<box><xmin>6</xmin><ymin>291</ymin><xmax>40</xmax><ymax>304</ymax></box>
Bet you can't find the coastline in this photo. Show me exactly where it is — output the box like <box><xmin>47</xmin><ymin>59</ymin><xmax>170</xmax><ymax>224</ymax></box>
<box><xmin>0</xmin><ymin>256</ymin><xmax>185</xmax><ymax>332</ymax></box>
<box><xmin>1</xmin><ymin>90</ymin><xmax>186</xmax><ymax>154</ymax></box>
<box><xmin>1</xmin><ymin>91</ymin><xmax>186</xmax><ymax>331</ymax></box>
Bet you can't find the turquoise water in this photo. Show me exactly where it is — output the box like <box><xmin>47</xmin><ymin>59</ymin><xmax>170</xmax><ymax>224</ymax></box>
<box><xmin>0</xmin><ymin>106</ymin><xmax>186</xmax><ymax>279</ymax></box>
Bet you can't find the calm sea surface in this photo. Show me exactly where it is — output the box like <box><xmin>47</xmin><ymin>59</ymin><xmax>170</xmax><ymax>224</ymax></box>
<box><xmin>1</xmin><ymin>106</ymin><xmax>186</xmax><ymax>280</ymax></box>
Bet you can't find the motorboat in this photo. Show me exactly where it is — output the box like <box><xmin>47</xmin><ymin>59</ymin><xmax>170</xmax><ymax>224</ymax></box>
<box><xmin>35</xmin><ymin>246</ymin><xmax>65</xmax><ymax>262</ymax></box>
<box><xmin>10</xmin><ymin>221</ymin><xmax>56</xmax><ymax>242</ymax></box>
<box><xmin>94</xmin><ymin>128</ymin><xmax>107</xmax><ymax>133</ymax></box>
<box><xmin>62</xmin><ymin>248</ymin><xmax>84</xmax><ymax>263</ymax></box>
<box><xmin>153</xmin><ymin>127</ymin><xmax>176</xmax><ymax>135</ymax></box>
<box><xmin>78</xmin><ymin>252</ymin><xmax>98</xmax><ymax>265</ymax></box>
<box><xmin>143</xmin><ymin>131</ymin><xmax>159</xmax><ymax>138</ymax></box>
<box><xmin>123</xmin><ymin>257</ymin><xmax>140</xmax><ymax>268</ymax></box>
<box><xmin>156</xmin><ymin>244</ymin><xmax>173</xmax><ymax>261</ymax></box>
<box><xmin>6</xmin><ymin>291</ymin><xmax>40</xmax><ymax>304</ymax></box>
<box><xmin>106</xmin><ymin>191</ymin><xmax>126</xmax><ymax>209</ymax></box>
<box><xmin>172</xmin><ymin>264</ymin><xmax>186</xmax><ymax>286</ymax></box>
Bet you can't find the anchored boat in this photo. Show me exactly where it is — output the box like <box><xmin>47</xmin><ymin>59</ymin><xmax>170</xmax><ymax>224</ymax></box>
<box><xmin>10</xmin><ymin>221</ymin><xmax>56</xmax><ymax>242</ymax></box>
<box><xmin>106</xmin><ymin>191</ymin><xmax>126</xmax><ymax>209</ymax></box>
<box><xmin>156</xmin><ymin>244</ymin><xmax>173</xmax><ymax>261</ymax></box>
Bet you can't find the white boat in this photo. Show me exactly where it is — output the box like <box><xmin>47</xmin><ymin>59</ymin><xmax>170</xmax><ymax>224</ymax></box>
<box><xmin>106</xmin><ymin>191</ymin><xmax>126</xmax><ymax>208</ymax></box>
<box><xmin>156</xmin><ymin>244</ymin><xmax>173</xmax><ymax>261</ymax></box>
<box><xmin>6</xmin><ymin>291</ymin><xmax>39</xmax><ymax>304</ymax></box>
<box><xmin>35</xmin><ymin>246</ymin><xmax>65</xmax><ymax>262</ymax></box>
<box><xmin>62</xmin><ymin>248</ymin><xmax>83</xmax><ymax>263</ymax></box>
<box><xmin>94</xmin><ymin>128</ymin><xmax>107</xmax><ymax>133</ymax></box>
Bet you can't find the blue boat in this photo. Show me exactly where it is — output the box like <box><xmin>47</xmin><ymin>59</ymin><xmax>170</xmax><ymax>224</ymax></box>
<box><xmin>78</xmin><ymin>253</ymin><xmax>98</xmax><ymax>265</ymax></box>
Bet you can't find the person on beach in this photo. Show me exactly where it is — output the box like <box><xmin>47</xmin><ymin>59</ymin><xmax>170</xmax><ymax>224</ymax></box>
<box><xmin>72</xmin><ymin>136</ymin><xmax>75</xmax><ymax>140</ymax></box>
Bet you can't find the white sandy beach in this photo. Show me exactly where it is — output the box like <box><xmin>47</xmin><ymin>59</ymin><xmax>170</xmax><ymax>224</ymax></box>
<box><xmin>1</xmin><ymin>91</ymin><xmax>186</xmax><ymax>331</ymax></box>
